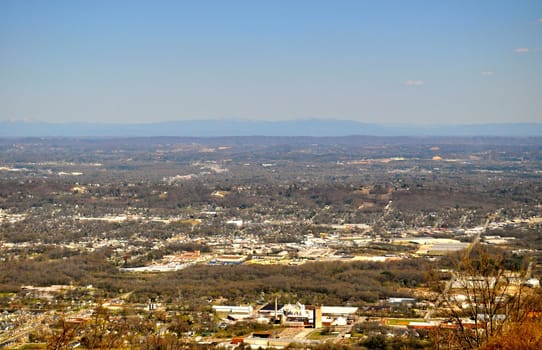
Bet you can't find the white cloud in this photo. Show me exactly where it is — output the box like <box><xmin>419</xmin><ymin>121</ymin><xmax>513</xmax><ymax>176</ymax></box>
<box><xmin>515</xmin><ymin>47</ymin><xmax>542</xmax><ymax>53</ymax></box>
<box><xmin>404</xmin><ymin>80</ymin><xmax>425</xmax><ymax>86</ymax></box>
<box><xmin>538</xmin><ymin>18</ymin><xmax>542</xmax><ymax>23</ymax></box>
<box><xmin>481</xmin><ymin>71</ymin><xmax>494</xmax><ymax>76</ymax></box>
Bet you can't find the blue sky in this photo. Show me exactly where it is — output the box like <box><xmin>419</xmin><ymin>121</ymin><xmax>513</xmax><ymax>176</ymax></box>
<box><xmin>1</xmin><ymin>0</ymin><xmax>541</xmax><ymax>124</ymax></box>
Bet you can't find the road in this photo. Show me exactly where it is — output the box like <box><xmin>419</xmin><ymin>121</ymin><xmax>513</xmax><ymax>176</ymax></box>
<box><xmin>424</xmin><ymin>271</ymin><xmax>456</xmax><ymax>321</ymax></box>
<box><xmin>0</xmin><ymin>311</ymin><xmax>53</xmax><ymax>348</ymax></box>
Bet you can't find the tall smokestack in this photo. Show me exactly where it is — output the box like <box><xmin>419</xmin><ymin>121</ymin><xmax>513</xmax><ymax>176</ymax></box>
<box><xmin>313</xmin><ymin>304</ymin><xmax>322</xmax><ymax>328</ymax></box>
<box><xmin>274</xmin><ymin>297</ymin><xmax>278</xmax><ymax>321</ymax></box>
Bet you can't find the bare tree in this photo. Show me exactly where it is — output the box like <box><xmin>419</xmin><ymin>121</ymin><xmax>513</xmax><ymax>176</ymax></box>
<box><xmin>46</xmin><ymin>319</ymin><xmax>79</xmax><ymax>350</ymax></box>
<box><xmin>434</xmin><ymin>244</ymin><xmax>534</xmax><ymax>349</ymax></box>
<box><xmin>80</xmin><ymin>303</ymin><xmax>123</xmax><ymax>350</ymax></box>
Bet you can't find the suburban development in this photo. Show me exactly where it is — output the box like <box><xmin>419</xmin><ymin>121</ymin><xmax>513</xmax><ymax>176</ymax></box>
<box><xmin>0</xmin><ymin>136</ymin><xmax>541</xmax><ymax>349</ymax></box>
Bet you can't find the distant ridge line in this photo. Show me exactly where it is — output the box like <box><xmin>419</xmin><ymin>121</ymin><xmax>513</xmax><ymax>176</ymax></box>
<box><xmin>1</xmin><ymin>119</ymin><xmax>542</xmax><ymax>137</ymax></box>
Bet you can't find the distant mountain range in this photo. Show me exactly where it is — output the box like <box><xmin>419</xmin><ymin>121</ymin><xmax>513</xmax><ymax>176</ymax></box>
<box><xmin>1</xmin><ymin>120</ymin><xmax>542</xmax><ymax>137</ymax></box>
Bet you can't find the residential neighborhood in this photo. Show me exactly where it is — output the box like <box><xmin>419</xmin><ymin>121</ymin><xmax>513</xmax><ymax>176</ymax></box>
<box><xmin>1</xmin><ymin>137</ymin><xmax>542</xmax><ymax>349</ymax></box>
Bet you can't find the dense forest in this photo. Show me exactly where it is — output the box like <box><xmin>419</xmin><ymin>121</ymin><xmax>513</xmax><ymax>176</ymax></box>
<box><xmin>0</xmin><ymin>250</ymin><xmax>429</xmax><ymax>306</ymax></box>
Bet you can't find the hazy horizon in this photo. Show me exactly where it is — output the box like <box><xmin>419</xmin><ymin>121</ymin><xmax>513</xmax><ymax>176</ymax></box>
<box><xmin>2</xmin><ymin>119</ymin><xmax>542</xmax><ymax>138</ymax></box>
<box><xmin>3</xmin><ymin>117</ymin><xmax>542</xmax><ymax>127</ymax></box>
<box><xmin>1</xmin><ymin>1</ymin><xmax>541</xmax><ymax>125</ymax></box>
